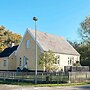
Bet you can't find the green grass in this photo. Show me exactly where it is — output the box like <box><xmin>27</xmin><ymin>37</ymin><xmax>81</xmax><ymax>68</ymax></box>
<box><xmin>0</xmin><ymin>79</ymin><xmax>90</xmax><ymax>87</ymax></box>
<box><xmin>31</xmin><ymin>82</ymin><xmax>90</xmax><ymax>87</ymax></box>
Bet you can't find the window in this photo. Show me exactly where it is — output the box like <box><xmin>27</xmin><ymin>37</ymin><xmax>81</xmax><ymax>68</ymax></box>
<box><xmin>23</xmin><ymin>56</ymin><xmax>28</xmax><ymax>66</ymax></box>
<box><xmin>3</xmin><ymin>60</ymin><xmax>7</xmax><ymax>66</ymax></box>
<box><xmin>77</xmin><ymin>57</ymin><xmax>78</xmax><ymax>61</ymax></box>
<box><xmin>68</xmin><ymin>57</ymin><xmax>74</xmax><ymax>65</ymax></box>
<box><xmin>19</xmin><ymin>58</ymin><xmax>22</xmax><ymax>66</ymax></box>
<box><xmin>57</xmin><ymin>59</ymin><xmax>60</xmax><ymax>64</ymax></box>
<box><xmin>26</xmin><ymin>39</ymin><xmax>30</xmax><ymax>48</ymax></box>
<box><xmin>55</xmin><ymin>55</ymin><xmax>60</xmax><ymax>65</ymax></box>
<box><xmin>68</xmin><ymin>60</ymin><xmax>69</xmax><ymax>65</ymax></box>
<box><xmin>68</xmin><ymin>57</ymin><xmax>70</xmax><ymax>65</ymax></box>
<box><xmin>70</xmin><ymin>59</ymin><xmax>72</xmax><ymax>65</ymax></box>
<box><xmin>72</xmin><ymin>60</ymin><xmax>74</xmax><ymax>65</ymax></box>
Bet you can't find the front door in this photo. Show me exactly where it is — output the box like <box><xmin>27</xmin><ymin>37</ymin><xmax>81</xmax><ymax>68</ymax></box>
<box><xmin>23</xmin><ymin>56</ymin><xmax>28</xmax><ymax>68</ymax></box>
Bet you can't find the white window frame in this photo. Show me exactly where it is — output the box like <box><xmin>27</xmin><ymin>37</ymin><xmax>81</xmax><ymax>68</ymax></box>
<box><xmin>19</xmin><ymin>58</ymin><xmax>22</xmax><ymax>66</ymax></box>
<box><xmin>56</xmin><ymin>55</ymin><xmax>60</xmax><ymax>65</ymax></box>
<box><xmin>3</xmin><ymin>60</ymin><xmax>7</xmax><ymax>66</ymax></box>
<box><xmin>23</xmin><ymin>56</ymin><xmax>28</xmax><ymax>67</ymax></box>
<box><xmin>26</xmin><ymin>39</ymin><xmax>30</xmax><ymax>48</ymax></box>
<box><xmin>68</xmin><ymin>57</ymin><xmax>74</xmax><ymax>65</ymax></box>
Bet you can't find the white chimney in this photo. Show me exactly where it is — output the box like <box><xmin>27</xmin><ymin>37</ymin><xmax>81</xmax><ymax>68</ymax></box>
<box><xmin>11</xmin><ymin>43</ymin><xmax>15</xmax><ymax>47</ymax></box>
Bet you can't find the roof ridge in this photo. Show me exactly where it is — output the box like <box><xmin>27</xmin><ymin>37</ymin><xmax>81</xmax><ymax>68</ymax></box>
<box><xmin>29</xmin><ymin>29</ymin><xmax>64</xmax><ymax>39</ymax></box>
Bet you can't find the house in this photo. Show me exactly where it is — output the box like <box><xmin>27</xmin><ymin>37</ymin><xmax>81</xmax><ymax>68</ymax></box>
<box><xmin>16</xmin><ymin>29</ymin><xmax>80</xmax><ymax>71</ymax></box>
<box><xmin>0</xmin><ymin>45</ymin><xmax>18</xmax><ymax>70</ymax></box>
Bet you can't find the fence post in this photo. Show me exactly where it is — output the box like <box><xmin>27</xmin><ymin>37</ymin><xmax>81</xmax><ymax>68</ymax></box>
<box><xmin>41</xmin><ymin>72</ymin><xmax>43</xmax><ymax>82</ymax></box>
<box><xmin>86</xmin><ymin>72</ymin><xmax>87</xmax><ymax>82</ymax></box>
<box><xmin>46</xmin><ymin>72</ymin><xmax>49</xmax><ymax>84</ymax></box>
<box><xmin>3</xmin><ymin>72</ymin><xmax>5</xmax><ymax>81</ymax></box>
<box><xmin>57</xmin><ymin>72</ymin><xmax>59</xmax><ymax>84</ymax></box>
<box><xmin>68</xmin><ymin>72</ymin><xmax>71</xmax><ymax>83</ymax></box>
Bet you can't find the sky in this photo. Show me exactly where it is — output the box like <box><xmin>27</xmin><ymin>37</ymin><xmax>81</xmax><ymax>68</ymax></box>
<box><xmin>0</xmin><ymin>0</ymin><xmax>90</xmax><ymax>42</ymax></box>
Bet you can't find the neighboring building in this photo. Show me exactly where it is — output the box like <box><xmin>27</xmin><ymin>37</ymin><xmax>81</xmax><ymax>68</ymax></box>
<box><xmin>16</xmin><ymin>29</ymin><xmax>80</xmax><ymax>71</ymax></box>
<box><xmin>0</xmin><ymin>45</ymin><xmax>18</xmax><ymax>70</ymax></box>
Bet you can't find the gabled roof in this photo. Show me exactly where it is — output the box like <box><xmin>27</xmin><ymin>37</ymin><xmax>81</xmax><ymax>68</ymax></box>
<box><xmin>0</xmin><ymin>45</ymin><xmax>18</xmax><ymax>58</ymax></box>
<box><xmin>29</xmin><ymin>29</ymin><xmax>80</xmax><ymax>56</ymax></box>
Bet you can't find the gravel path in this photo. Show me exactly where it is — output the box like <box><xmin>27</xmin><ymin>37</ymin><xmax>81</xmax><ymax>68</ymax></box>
<box><xmin>0</xmin><ymin>84</ymin><xmax>90</xmax><ymax>90</ymax></box>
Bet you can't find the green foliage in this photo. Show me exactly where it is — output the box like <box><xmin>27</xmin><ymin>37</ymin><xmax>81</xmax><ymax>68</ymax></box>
<box><xmin>39</xmin><ymin>50</ymin><xmax>59</xmax><ymax>72</ymax></box>
<box><xmin>76</xmin><ymin>16</ymin><xmax>90</xmax><ymax>66</ymax></box>
<box><xmin>79</xmin><ymin>44</ymin><xmax>90</xmax><ymax>66</ymax></box>
<box><xmin>69</xmin><ymin>16</ymin><xmax>90</xmax><ymax>66</ymax></box>
<box><xmin>73</xmin><ymin>61</ymin><xmax>81</xmax><ymax>66</ymax></box>
<box><xmin>69</xmin><ymin>41</ymin><xmax>90</xmax><ymax>66</ymax></box>
<box><xmin>80</xmin><ymin>16</ymin><xmax>90</xmax><ymax>43</ymax></box>
<box><xmin>0</xmin><ymin>25</ymin><xmax>22</xmax><ymax>52</ymax></box>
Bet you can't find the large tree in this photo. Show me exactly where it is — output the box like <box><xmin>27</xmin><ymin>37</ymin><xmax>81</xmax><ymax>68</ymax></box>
<box><xmin>79</xmin><ymin>16</ymin><xmax>90</xmax><ymax>66</ymax></box>
<box><xmin>39</xmin><ymin>50</ymin><xmax>59</xmax><ymax>72</ymax></box>
<box><xmin>68</xmin><ymin>40</ymin><xmax>90</xmax><ymax>66</ymax></box>
<box><xmin>79</xmin><ymin>44</ymin><xmax>90</xmax><ymax>66</ymax></box>
<box><xmin>80</xmin><ymin>16</ymin><xmax>90</xmax><ymax>43</ymax></box>
<box><xmin>0</xmin><ymin>25</ymin><xmax>22</xmax><ymax>52</ymax></box>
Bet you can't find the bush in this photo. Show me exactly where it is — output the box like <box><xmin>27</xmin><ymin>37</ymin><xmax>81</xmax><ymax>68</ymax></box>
<box><xmin>16</xmin><ymin>67</ymin><xmax>21</xmax><ymax>72</ymax></box>
<box><xmin>21</xmin><ymin>68</ymin><xmax>29</xmax><ymax>72</ymax></box>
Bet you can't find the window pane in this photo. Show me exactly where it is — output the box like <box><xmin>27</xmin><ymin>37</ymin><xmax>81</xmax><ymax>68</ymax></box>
<box><xmin>26</xmin><ymin>40</ymin><xmax>30</xmax><ymax>48</ymax></box>
<box><xmin>23</xmin><ymin>56</ymin><xmax>28</xmax><ymax>66</ymax></box>
<box><xmin>19</xmin><ymin>58</ymin><xmax>22</xmax><ymax>66</ymax></box>
<box><xmin>3</xmin><ymin>60</ymin><xmax>6</xmax><ymax>66</ymax></box>
<box><xmin>56</xmin><ymin>55</ymin><xmax>60</xmax><ymax>65</ymax></box>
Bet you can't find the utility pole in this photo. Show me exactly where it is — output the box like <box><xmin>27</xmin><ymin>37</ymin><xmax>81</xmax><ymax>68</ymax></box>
<box><xmin>33</xmin><ymin>17</ymin><xmax>38</xmax><ymax>84</ymax></box>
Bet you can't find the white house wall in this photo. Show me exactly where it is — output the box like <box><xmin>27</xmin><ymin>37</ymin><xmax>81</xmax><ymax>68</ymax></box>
<box><xmin>55</xmin><ymin>53</ymin><xmax>80</xmax><ymax>70</ymax></box>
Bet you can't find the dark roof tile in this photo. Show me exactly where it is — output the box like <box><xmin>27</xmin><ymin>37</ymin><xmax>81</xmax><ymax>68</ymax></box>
<box><xmin>0</xmin><ymin>45</ymin><xmax>18</xmax><ymax>57</ymax></box>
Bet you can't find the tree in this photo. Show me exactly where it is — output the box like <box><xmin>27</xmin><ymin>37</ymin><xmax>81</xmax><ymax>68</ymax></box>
<box><xmin>0</xmin><ymin>25</ymin><xmax>22</xmax><ymax>52</ymax></box>
<box><xmin>39</xmin><ymin>50</ymin><xmax>59</xmax><ymax>72</ymax></box>
<box><xmin>79</xmin><ymin>44</ymin><xmax>90</xmax><ymax>66</ymax></box>
<box><xmin>68</xmin><ymin>40</ymin><xmax>90</xmax><ymax>66</ymax></box>
<box><xmin>67</xmin><ymin>16</ymin><xmax>90</xmax><ymax>66</ymax></box>
<box><xmin>67</xmin><ymin>40</ymin><xmax>81</xmax><ymax>51</ymax></box>
<box><xmin>78</xmin><ymin>16</ymin><xmax>90</xmax><ymax>66</ymax></box>
<box><xmin>73</xmin><ymin>61</ymin><xmax>81</xmax><ymax>66</ymax></box>
<box><xmin>80</xmin><ymin>16</ymin><xmax>90</xmax><ymax>43</ymax></box>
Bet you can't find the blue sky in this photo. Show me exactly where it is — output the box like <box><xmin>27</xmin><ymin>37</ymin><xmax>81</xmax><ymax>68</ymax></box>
<box><xmin>0</xmin><ymin>0</ymin><xmax>90</xmax><ymax>42</ymax></box>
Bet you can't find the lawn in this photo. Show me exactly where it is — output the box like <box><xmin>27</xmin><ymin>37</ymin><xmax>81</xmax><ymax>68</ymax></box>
<box><xmin>0</xmin><ymin>79</ymin><xmax>90</xmax><ymax>87</ymax></box>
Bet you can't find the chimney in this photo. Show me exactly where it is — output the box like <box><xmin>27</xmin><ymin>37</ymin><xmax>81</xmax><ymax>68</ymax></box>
<box><xmin>11</xmin><ymin>43</ymin><xmax>15</xmax><ymax>47</ymax></box>
<box><xmin>10</xmin><ymin>43</ymin><xmax>15</xmax><ymax>47</ymax></box>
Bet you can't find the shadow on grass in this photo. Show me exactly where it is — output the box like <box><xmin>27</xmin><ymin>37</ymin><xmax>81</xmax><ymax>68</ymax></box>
<box><xmin>0</xmin><ymin>79</ymin><xmax>67</xmax><ymax>85</ymax></box>
<box><xmin>0</xmin><ymin>79</ymin><xmax>33</xmax><ymax>85</ymax></box>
